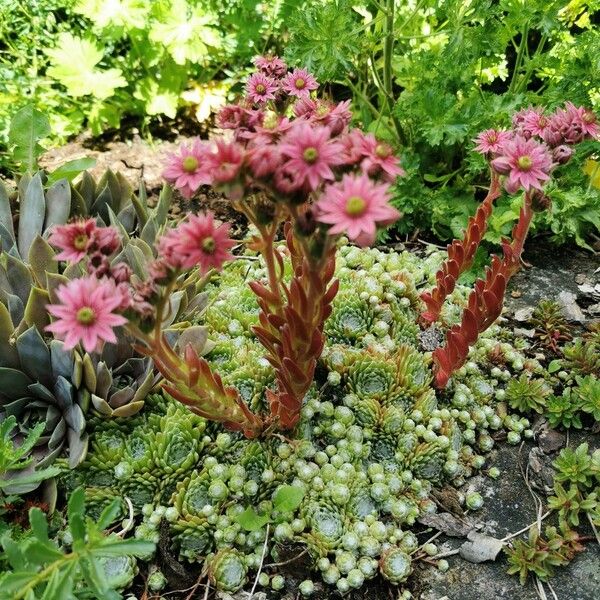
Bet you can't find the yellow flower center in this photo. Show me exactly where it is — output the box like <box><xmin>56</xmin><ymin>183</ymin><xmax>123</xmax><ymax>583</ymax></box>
<box><xmin>76</xmin><ymin>307</ymin><xmax>96</xmax><ymax>325</ymax></box>
<box><xmin>295</xmin><ymin>78</ymin><xmax>306</xmax><ymax>89</ymax></box>
<box><xmin>375</xmin><ymin>143</ymin><xmax>391</xmax><ymax>159</ymax></box>
<box><xmin>303</xmin><ymin>147</ymin><xmax>319</xmax><ymax>164</ymax></box>
<box><xmin>73</xmin><ymin>234</ymin><xmax>89</xmax><ymax>250</ymax></box>
<box><xmin>255</xmin><ymin>83</ymin><xmax>266</xmax><ymax>94</ymax></box>
<box><xmin>517</xmin><ymin>155</ymin><xmax>533</xmax><ymax>171</ymax></box>
<box><xmin>346</xmin><ymin>195</ymin><xmax>367</xmax><ymax>216</ymax></box>
<box><xmin>202</xmin><ymin>237</ymin><xmax>216</xmax><ymax>254</ymax></box>
<box><xmin>182</xmin><ymin>156</ymin><xmax>198</xmax><ymax>173</ymax></box>
<box><xmin>583</xmin><ymin>112</ymin><xmax>594</xmax><ymax>123</ymax></box>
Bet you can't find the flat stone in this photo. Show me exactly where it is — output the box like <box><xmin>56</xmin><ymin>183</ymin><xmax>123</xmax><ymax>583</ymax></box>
<box><xmin>537</xmin><ymin>427</ymin><xmax>566</xmax><ymax>454</ymax></box>
<box><xmin>459</xmin><ymin>531</ymin><xmax>504</xmax><ymax>563</ymax></box>
<box><xmin>513</xmin><ymin>307</ymin><xmax>534</xmax><ymax>322</ymax></box>
<box><xmin>557</xmin><ymin>291</ymin><xmax>586</xmax><ymax>322</ymax></box>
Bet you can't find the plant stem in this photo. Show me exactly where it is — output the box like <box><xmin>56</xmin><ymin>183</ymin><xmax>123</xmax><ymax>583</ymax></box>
<box><xmin>509</xmin><ymin>23</ymin><xmax>530</xmax><ymax>95</ymax></box>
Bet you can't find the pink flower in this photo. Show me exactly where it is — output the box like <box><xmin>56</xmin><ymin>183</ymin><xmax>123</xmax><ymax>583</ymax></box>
<box><xmin>473</xmin><ymin>129</ymin><xmax>513</xmax><ymax>155</ymax></box>
<box><xmin>246</xmin><ymin>73</ymin><xmax>279</xmax><ymax>104</ymax></box>
<box><xmin>358</xmin><ymin>134</ymin><xmax>405</xmax><ymax>181</ymax></box>
<box><xmin>319</xmin><ymin>100</ymin><xmax>352</xmax><ymax>136</ymax></box>
<box><xmin>248</xmin><ymin>145</ymin><xmax>282</xmax><ymax>178</ymax></box>
<box><xmin>253</xmin><ymin>55</ymin><xmax>287</xmax><ymax>78</ymax></box>
<box><xmin>48</xmin><ymin>219</ymin><xmax>99</xmax><ymax>262</ymax></box>
<box><xmin>279</xmin><ymin>123</ymin><xmax>343</xmax><ymax>191</ymax></box>
<box><xmin>293</xmin><ymin>98</ymin><xmax>318</xmax><ymax>118</ymax></box>
<box><xmin>315</xmin><ymin>174</ymin><xmax>400</xmax><ymax>246</ymax></box>
<box><xmin>340</xmin><ymin>129</ymin><xmax>369</xmax><ymax>165</ymax></box>
<box><xmin>46</xmin><ymin>277</ymin><xmax>127</xmax><ymax>353</ymax></box>
<box><xmin>281</xmin><ymin>68</ymin><xmax>318</xmax><ymax>99</ymax></box>
<box><xmin>163</xmin><ymin>140</ymin><xmax>212</xmax><ymax>199</ymax></box>
<box><xmin>157</xmin><ymin>213</ymin><xmax>235</xmax><ymax>274</ymax></box>
<box><xmin>207</xmin><ymin>140</ymin><xmax>245</xmax><ymax>184</ymax></box>
<box><xmin>519</xmin><ymin>108</ymin><xmax>550</xmax><ymax>138</ymax></box>
<box><xmin>491</xmin><ymin>135</ymin><xmax>554</xmax><ymax>193</ymax></box>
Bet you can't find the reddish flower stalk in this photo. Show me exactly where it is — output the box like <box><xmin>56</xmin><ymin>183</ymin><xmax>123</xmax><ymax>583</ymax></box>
<box><xmin>420</xmin><ymin>172</ymin><xmax>501</xmax><ymax>323</ymax></box>
<box><xmin>432</xmin><ymin>192</ymin><xmax>535</xmax><ymax>388</ymax></box>
<box><xmin>136</xmin><ymin>330</ymin><xmax>265</xmax><ymax>438</ymax></box>
<box><xmin>251</xmin><ymin>223</ymin><xmax>339</xmax><ymax>429</ymax></box>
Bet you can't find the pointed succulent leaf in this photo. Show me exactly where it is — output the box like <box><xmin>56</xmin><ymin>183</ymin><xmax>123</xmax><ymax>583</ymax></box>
<box><xmin>17</xmin><ymin>172</ymin><xmax>31</xmax><ymax>199</ymax></box>
<box><xmin>0</xmin><ymin>367</ymin><xmax>32</xmax><ymax>399</ymax></box>
<box><xmin>75</xmin><ymin>171</ymin><xmax>96</xmax><ymax>211</ymax></box>
<box><xmin>46</xmin><ymin>272</ymin><xmax>69</xmax><ymax>304</ymax></box>
<box><xmin>70</xmin><ymin>184</ymin><xmax>88</xmax><ymax>216</ymax></box>
<box><xmin>28</xmin><ymin>381</ymin><xmax>57</xmax><ymax>403</ymax></box>
<box><xmin>92</xmin><ymin>395</ymin><xmax>113</xmax><ymax>415</ymax></box>
<box><xmin>0</xmin><ymin>301</ymin><xmax>19</xmax><ymax>368</ymax></box>
<box><xmin>140</xmin><ymin>216</ymin><xmax>158</xmax><ymax>247</ymax></box>
<box><xmin>72</xmin><ymin>352</ymin><xmax>83</xmax><ymax>387</ymax></box>
<box><xmin>16</xmin><ymin>326</ymin><xmax>52</xmax><ymax>385</ymax></box>
<box><xmin>176</xmin><ymin>326</ymin><xmax>211</xmax><ymax>356</ymax></box>
<box><xmin>106</xmin><ymin>204</ymin><xmax>130</xmax><ymax>242</ymax></box>
<box><xmin>132</xmin><ymin>180</ymin><xmax>149</xmax><ymax>227</ymax></box>
<box><xmin>17</xmin><ymin>172</ymin><xmax>46</xmax><ymax>258</ymax></box>
<box><xmin>90</xmin><ymin>184</ymin><xmax>114</xmax><ymax>223</ymax></box>
<box><xmin>28</xmin><ymin>236</ymin><xmax>58</xmax><ymax>286</ymax></box>
<box><xmin>44</xmin><ymin>178</ymin><xmax>71</xmax><ymax>231</ymax></box>
<box><xmin>67</xmin><ymin>429</ymin><xmax>89</xmax><ymax>468</ymax></box>
<box><xmin>0</xmin><ymin>180</ymin><xmax>15</xmax><ymax>241</ymax></box>
<box><xmin>24</xmin><ymin>286</ymin><xmax>50</xmax><ymax>332</ymax></box>
<box><xmin>96</xmin><ymin>362</ymin><xmax>113</xmax><ymax>399</ymax></box>
<box><xmin>7</xmin><ymin>293</ymin><xmax>24</xmax><ymax>328</ymax></box>
<box><xmin>111</xmin><ymin>401</ymin><xmax>144</xmax><ymax>417</ymax></box>
<box><xmin>163</xmin><ymin>291</ymin><xmax>184</xmax><ymax>327</ymax></box>
<box><xmin>82</xmin><ymin>353</ymin><xmax>97</xmax><ymax>391</ymax></box>
<box><xmin>116</xmin><ymin>172</ymin><xmax>133</xmax><ymax>209</ymax></box>
<box><xmin>108</xmin><ymin>386</ymin><xmax>135</xmax><ymax>408</ymax></box>
<box><xmin>117</xmin><ymin>203</ymin><xmax>136</xmax><ymax>233</ymax></box>
<box><xmin>6</xmin><ymin>254</ymin><xmax>32</xmax><ymax>304</ymax></box>
<box><xmin>154</xmin><ymin>183</ymin><xmax>171</xmax><ymax>227</ymax></box>
<box><xmin>0</xmin><ymin>221</ymin><xmax>16</xmax><ymax>253</ymax></box>
<box><xmin>132</xmin><ymin>369</ymin><xmax>155</xmax><ymax>403</ymax></box>
<box><xmin>50</xmin><ymin>339</ymin><xmax>74</xmax><ymax>379</ymax></box>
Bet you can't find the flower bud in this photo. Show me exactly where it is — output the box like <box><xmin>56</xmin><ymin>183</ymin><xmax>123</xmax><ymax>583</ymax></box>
<box><xmin>552</xmin><ymin>144</ymin><xmax>573</xmax><ymax>165</ymax></box>
<box><xmin>530</xmin><ymin>189</ymin><xmax>552</xmax><ymax>212</ymax></box>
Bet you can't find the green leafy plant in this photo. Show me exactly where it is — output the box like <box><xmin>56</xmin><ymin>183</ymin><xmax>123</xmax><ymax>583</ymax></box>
<box><xmin>0</xmin><ymin>417</ymin><xmax>61</xmax><ymax>496</ymax></box>
<box><xmin>547</xmin><ymin>482</ymin><xmax>598</xmax><ymax>528</ymax></box>
<box><xmin>505</xmin><ymin>374</ymin><xmax>552</xmax><ymax>414</ymax></box>
<box><xmin>0</xmin><ymin>487</ymin><xmax>154</xmax><ymax>599</ymax></box>
<box><xmin>553</xmin><ymin>443</ymin><xmax>596</xmax><ymax>489</ymax></box>
<box><xmin>505</xmin><ymin>524</ymin><xmax>585</xmax><ymax>585</ymax></box>
<box><xmin>235</xmin><ymin>484</ymin><xmax>305</xmax><ymax>531</ymax></box>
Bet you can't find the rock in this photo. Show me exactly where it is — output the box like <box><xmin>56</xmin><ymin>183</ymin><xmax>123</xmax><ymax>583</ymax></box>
<box><xmin>513</xmin><ymin>327</ymin><xmax>535</xmax><ymax>338</ymax></box>
<box><xmin>537</xmin><ymin>427</ymin><xmax>565</xmax><ymax>454</ymax></box>
<box><xmin>557</xmin><ymin>291</ymin><xmax>586</xmax><ymax>322</ymax></box>
<box><xmin>513</xmin><ymin>307</ymin><xmax>534</xmax><ymax>322</ymax></box>
<box><xmin>575</xmin><ymin>273</ymin><xmax>587</xmax><ymax>284</ymax></box>
<box><xmin>587</xmin><ymin>302</ymin><xmax>600</xmax><ymax>315</ymax></box>
<box><xmin>578</xmin><ymin>283</ymin><xmax>600</xmax><ymax>298</ymax></box>
<box><xmin>459</xmin><ymin>531</ymin><xmax>504</xmax><ymax>563</ymax></box>
<box><xmin>418</xmin><ymin>512</ymin><xmax>476</xmax><ymax>538</ymax></box>
<box><xmin>527</xmin><ymin>447</ymin><xmax>555</xmax><ymax>494</ymax></box>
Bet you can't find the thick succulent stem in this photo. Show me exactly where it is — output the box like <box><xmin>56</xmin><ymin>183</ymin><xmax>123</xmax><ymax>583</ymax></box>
<box><xmin>136</xmin><ymin>330</ymin><xmax>264</xmax><ymax>438</ymax></box>
<box><xmin>421</xmin><ymin>172</ymin><xmax>501</xmax><ymax>324</ymax></box>
<box><xmin>251</xmin><ymin>222</ymin><xmax>339</xmax><ymax>429</ymax></box>
<box><xmin>432</xmin><ymin>190</ymin><xmax>535</xmax><ymax>388</ymax></box>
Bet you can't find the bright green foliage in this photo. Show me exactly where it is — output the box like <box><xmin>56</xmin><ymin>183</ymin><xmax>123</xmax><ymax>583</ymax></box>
<box><xmin>7</xmin><ymin>106</ymin><xmax>51</xmax><ymax>174</ymax></box>
<box><xmin>505</xmin><ymin>524</ymin><xmax>585</xmax><ymax>585</ymax></box>
<box><xmin>285</xmin><ymin>0</ymin><xmax>600</xmax><ymax>247</ymax></box>
<box><xmin>562</xmin><ymin>337</ymin><xmax>600</xmax><ymax>376</ymax></box>
<box><xmin>0</xmin><ymin>0</ymin><xmax>289</xmax><ymax>161</ymax></box>
<box><xmin>571</xmin><ymin>375</ymin><xmax>600</xmax><ymax>422</ymax></box>
<box><xmin>545</xmin><ymin>391</ymin><xmax>582</xmax><ymax>430</ymax></box>
<box><xmin>0</xmin><ymin>417</ymin><xmax>61</xmax><ymax>496</ymax></box>
<box><xmin>547</xmin><ymin>482</ymin><xmax>598</xmax><ymax>528</ymax></box>
<box><xmin>553</xmin><ymin>443</ymin><xmax>596</xmax><ymax>489</ymax></box>
<box><xmin>505</xmin><ymin>373</ymin><xmax>552</xmax><ymax>414</ymax></box>
<box><xmin>0</xmin><ymin>487</ymin><xmax>154</xmax><ymax>600</ymax></box>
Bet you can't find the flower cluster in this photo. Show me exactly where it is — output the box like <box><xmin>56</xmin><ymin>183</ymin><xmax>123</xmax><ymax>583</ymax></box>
<box><xmin>473</xmin><ymin>102</ymin><xmax>598</xmax><ymax>194</ymax></box>
<box><xmin>163</xmin><ymin>57</ymin><xmax>403</xmax><ymax>247</ymax></box>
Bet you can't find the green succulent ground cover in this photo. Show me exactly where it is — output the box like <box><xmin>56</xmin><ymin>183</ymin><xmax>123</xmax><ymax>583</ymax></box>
<box><xmin>3</xmin><ymin>236</ymin><xmax>598</xmax><ymax>597</ymax></box>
